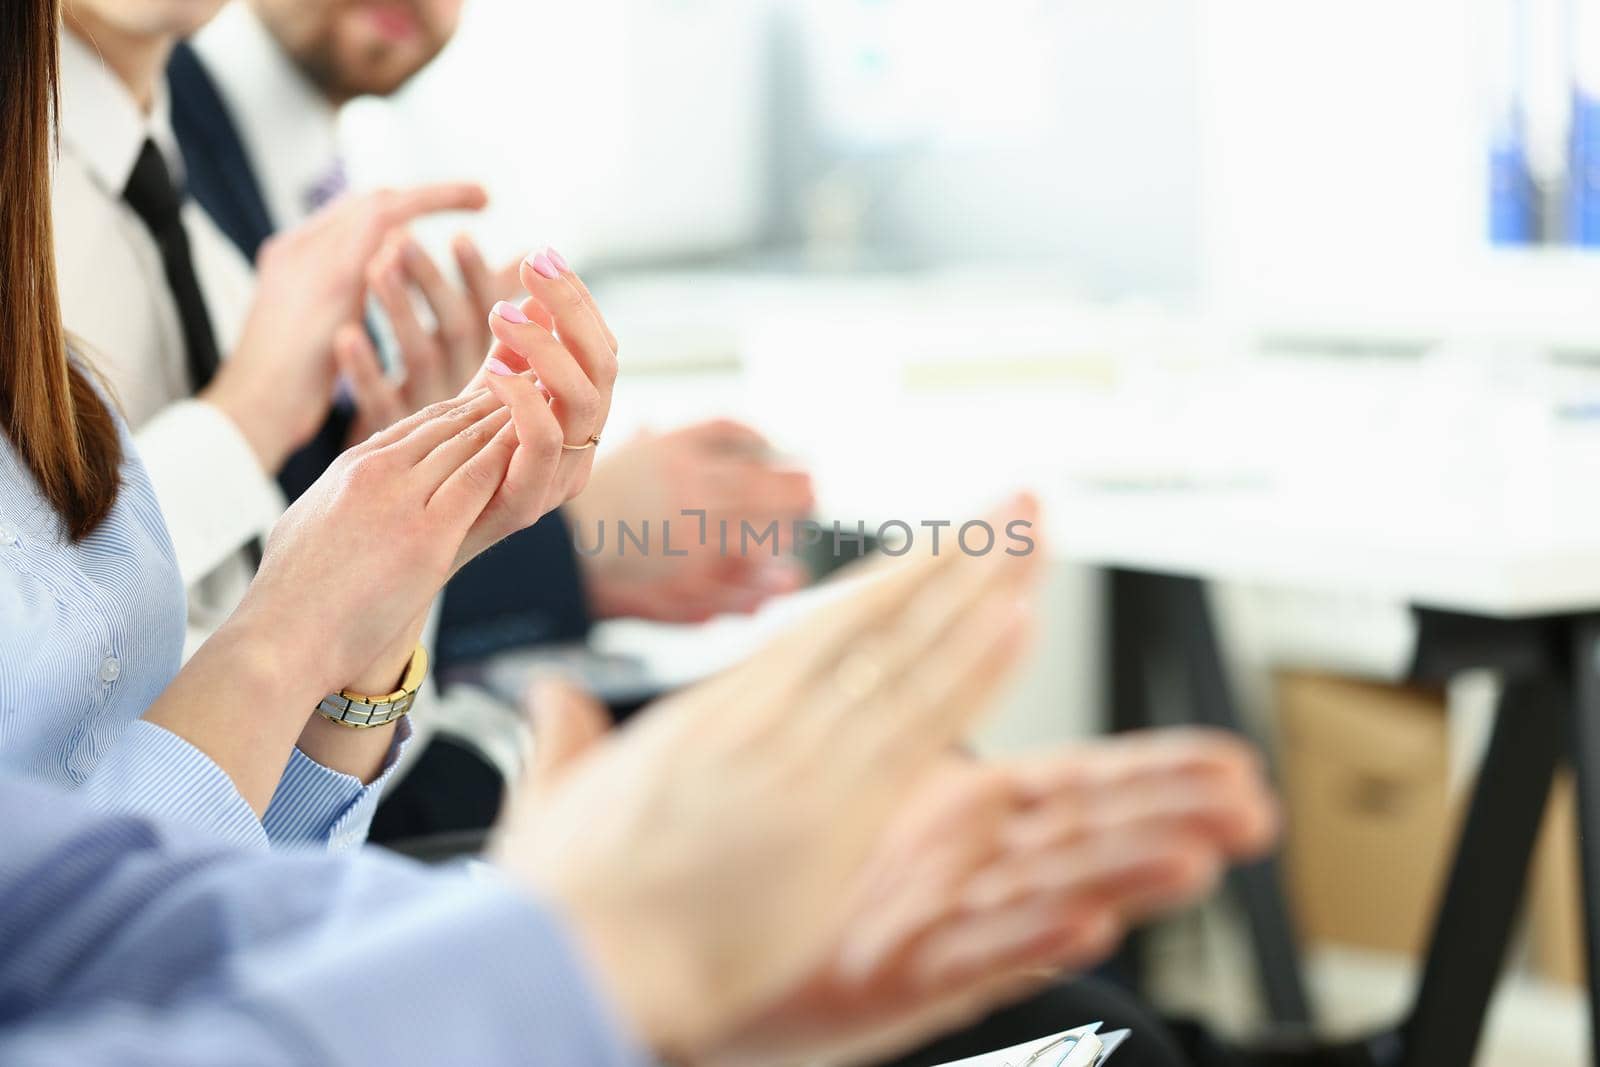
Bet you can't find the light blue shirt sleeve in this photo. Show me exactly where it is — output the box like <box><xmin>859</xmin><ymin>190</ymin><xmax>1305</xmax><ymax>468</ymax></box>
<box><xmin>0</xmin><ymin>405</ymin><xmax>411</xmax><ymax>855</ymax></box>
<box><xmin>0</xmin><ymin>776</ymin><xmax>648</xmax><ymax>1067</ymax></box>
<box><xmin>81</xmin><ymin>720</ymin><xmax>266</xmax><ymax>847</ymax></box>
<box><xmin>82</xmin><ymin>718</ymin><xmax>414</xmax><ymax>852</ymax></box>
<box><xmin>261</xmin><ymin>718</ymin><xmax>414</xmax><ymax>852</ymax></box>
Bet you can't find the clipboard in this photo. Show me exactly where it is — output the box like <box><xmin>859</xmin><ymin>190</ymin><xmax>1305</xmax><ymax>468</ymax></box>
<box><xmin>933</xmin><ymin>1022</ymin><xmax>1131</xmax><ymax>1067</ymax></box>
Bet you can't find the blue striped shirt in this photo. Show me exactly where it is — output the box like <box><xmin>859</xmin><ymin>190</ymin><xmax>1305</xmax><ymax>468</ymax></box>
<box><xmin>0</xmin><ymin>393</ymin><xmax>407</xmax><ymax>851</ymax></box>
<box><xmin>0</xmin><ymin>774</ymin><xmax>647</xmax><ymax>1066</ymax></box>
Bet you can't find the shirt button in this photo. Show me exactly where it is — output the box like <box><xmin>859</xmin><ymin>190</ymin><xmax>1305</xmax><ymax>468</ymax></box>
<box><xmin>0</xmin><ymin>524</ymin><xmax>16</xmax><ymax>547</ymax></box>
<box><xmin>98</xmin><ymin>656</ymin><xmax>122</xmax><ymax>684</ymax></box>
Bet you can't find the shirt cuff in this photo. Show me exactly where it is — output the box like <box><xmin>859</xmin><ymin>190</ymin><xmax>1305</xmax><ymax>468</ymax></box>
<box><xmin>138</xmin><ymin>399</ymin><xmax>284</xmax><ymax>585</ymax></box>
<box><xmin>81</xmin><ymin>720</ymin><xmax>269</xmax><ymax>850</ymax></box>
<box><xmin>261</xmin><ymin>717</ymin><xmax>415</xmax><ymax>852</ymax></box>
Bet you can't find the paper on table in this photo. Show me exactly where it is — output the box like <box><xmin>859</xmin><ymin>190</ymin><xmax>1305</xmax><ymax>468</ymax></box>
<box><xmin>933</xmin><ymin>1023</ymin><xmax>1132</xmax><ymax>1067</ymax></box>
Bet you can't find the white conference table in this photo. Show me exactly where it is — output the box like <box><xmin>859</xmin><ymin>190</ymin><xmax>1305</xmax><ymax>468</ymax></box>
<box><xmin>590</xmin><ymin>271</ymin><xmax>1600</xmax><ymax>1065</ymax></box>
<box><xmin>1029</xmin><ymin>483</ymin><xmax>1600</xmax><ymax>618</ymax></box>
<box><xmin>750</xmin><ymin>387</ymin><xmax>1600</xmax><ymax>1063</ymax></box>
<box><xmin>831</xmin><ymin>428</ymin><xmax>1600</xmax><ymax>1067</ymax></box>
<box><xmin>595</xmin><ymin>268</ymin><xmax>1600</xmax><ymax>617</ymax></box>
<box><xmin>768</xmin><ymin>423</ymin><xmax>1600</xmax><ymax>1067</ymax></box>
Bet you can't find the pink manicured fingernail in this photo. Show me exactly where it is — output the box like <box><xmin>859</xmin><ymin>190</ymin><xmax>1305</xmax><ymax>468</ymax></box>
<box><xmin>492</xmin><ymin>300</ymin><xmax>530</xmax><ymax>324</ymax></box>
<box><xmin>546</xmin><ymin>246</ymin><xmax>570</xmax><ymax>273</ymax></box>
<box><xmin>526</xmin><ymin>250</ymin><xmax>561</xmax><ymax>280</ymax></box>
<box><xmin>485</xmin><ymin>356</ymin><xmax>517</xmax><ymax>377</ymax></box>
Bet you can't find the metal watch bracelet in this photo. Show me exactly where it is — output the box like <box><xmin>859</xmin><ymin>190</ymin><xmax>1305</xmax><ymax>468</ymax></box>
<box><xmin>315</xmin><ymin>645</ymin><xmax>429</xmax><ymax>730</ymax></box>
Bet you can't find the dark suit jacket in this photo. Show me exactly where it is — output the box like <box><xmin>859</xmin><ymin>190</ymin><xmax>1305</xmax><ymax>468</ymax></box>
<box><xmin>167</xmin><ymin>41</ymin><xmax>594</xmax><ymax>676</ymax></box>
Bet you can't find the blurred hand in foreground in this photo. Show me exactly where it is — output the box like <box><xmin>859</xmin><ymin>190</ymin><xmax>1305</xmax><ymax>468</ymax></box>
<box><xmin>493</xmin><ymin>498</ymin><xmax>1280</xmax><ymax>1064</ymax></box>
<box><xmin>701</xmin><ymin>728</ymin><xmax>1277</xmax><ymax>1067</ymax></box>
<box><xmin>492</xmin><ymin>495</ymin><xmax>1043</xmax><ymax>1060</ymax></box>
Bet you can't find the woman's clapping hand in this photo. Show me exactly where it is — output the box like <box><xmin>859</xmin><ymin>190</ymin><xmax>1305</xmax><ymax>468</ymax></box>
<box><xmin>230</xmin><ymin>254</ymin><xmax>616</xmax><ymax>704</ymax></box>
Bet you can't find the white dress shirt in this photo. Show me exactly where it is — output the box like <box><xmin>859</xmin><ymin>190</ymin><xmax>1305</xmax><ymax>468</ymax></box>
<box><xmin>187</xmin><ymin>7</ymin><xmax>529</xmax><ymax>785</ymax></box>
<box><xmin>47</xmin><ymin>31</ymin><xmax>410</xmax><ymax>842</ymax></box>
<box><xmin>192</xmin><ymin>2</ymin><xmax>344</xmax><ymax>228</ymax></box>
<box><xmin>54</xmin><ymin>31</ymin><xmax>280</xmax><ymax>660</ymax></box>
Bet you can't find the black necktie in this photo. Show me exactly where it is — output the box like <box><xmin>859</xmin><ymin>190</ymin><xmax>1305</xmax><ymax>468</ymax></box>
<box><xmin>123</xmin><ymin>138</ymin><xmax>262</xmax><ymax>568</ymax></box>
<box><xmin>122</xmin><ymin>138</ymin><xmax>223</xmax><ymax>392</ymax></box>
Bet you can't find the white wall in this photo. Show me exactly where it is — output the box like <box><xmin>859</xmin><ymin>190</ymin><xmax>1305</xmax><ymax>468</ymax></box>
<box><xmin>845</xmin><ymin>0</ymin><xmax>1205</xmax><ymax>299</ymax></box>
<box><xmin>1198</xmin><ymin>0</ymin><xmax>1514</xmax><ymax>332</ymax></box>
<box><xmin>341</xmin><ymin>0</ymin><xmax>1206</xmax><ymax>300</ymax></box>
<box><xmin>340</xmin><ymin>0</ymin><xmax>772</xmax><ymax>266</ymax></box>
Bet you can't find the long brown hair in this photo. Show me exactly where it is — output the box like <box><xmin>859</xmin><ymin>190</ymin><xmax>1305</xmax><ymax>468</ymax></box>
<box><xmin>1</xmin><ymin>1</ymin><xmax>121</xmax><ymax>540</ymax></box>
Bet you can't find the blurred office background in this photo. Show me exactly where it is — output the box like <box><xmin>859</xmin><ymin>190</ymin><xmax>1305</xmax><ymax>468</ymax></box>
<box><xmin>336</xmin><ymin>3</ymin><xmax>1600</xmax><ymax>1063</ymax></box>
<box><xmin>346</xmin><ymin>0</ymin><xmax>1600</xmax><ymax>320</ymax></box>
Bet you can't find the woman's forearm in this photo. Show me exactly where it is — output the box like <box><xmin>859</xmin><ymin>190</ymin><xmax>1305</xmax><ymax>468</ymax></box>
<box><xmin>293</xmin><ymin>717</ymin><xmax>399</xmax><ymax>787</ymax></box>
<box><xmin>141</xmin><ymin>612</ymin><xmax>426</xmax><ymax>816</ymax></box>
<box><xmin>141</xmin><ymin>620</ymin><xmax>330</xmax><ymax>817</ymax></box>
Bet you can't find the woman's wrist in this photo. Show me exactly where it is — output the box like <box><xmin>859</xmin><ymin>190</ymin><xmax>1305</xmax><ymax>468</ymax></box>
<box><xmin>214</xmin><ymin>606</ymin><xmax>345</xmax><ymax>705</ymax></box>
<box><xmin>228</xmin><ymin>585</ymin><xmax>429</xmax><ymax>711</ymax></box>
<box><xmin>145</xmin><ymin>621</ymin><xmax>336</xmax><ymax>818</ymax></box>
<box><xmin>296</xmin><ymin>715</ymin><xmax>401</xmax><ymax>785</ymax></box>
<box><xmin>342</xmin><ymin>615</ymin><xmax>429</xmax><ymax>697</ymax></box>
<box><xmin>293</xmin><ymin>618</ymin><xmax>427</xmax><ymax>787</ymax></box>
<box><xmin>204</xmin><ymin>614</ymin><xmax>416</xmax><ymax>787</ymax></box>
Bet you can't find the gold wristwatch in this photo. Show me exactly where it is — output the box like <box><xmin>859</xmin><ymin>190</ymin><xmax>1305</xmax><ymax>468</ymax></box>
<box><xmin>315</xmin><ymin>645</ymin><xmax>429</xmax><ymax>730</ymax></box>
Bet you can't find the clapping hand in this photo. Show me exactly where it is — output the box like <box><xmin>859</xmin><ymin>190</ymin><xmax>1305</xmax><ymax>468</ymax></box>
<box><xmin>194</xmin><ymin>254</ymin><xmax>618</xmax><ymax>812</ymax></box>
<box><xmin>569</xmin><ymin>420</ymin><xmax>816</xmax><ymax>623</ymax></box>
<box><xmin>337</xmin><ymin>234</ymin><xmax>529</xmax><ymax>440</ymax></box>
<box><xmin>203</xmin><ymin>183</ymin><xmax>489</xmax><ymax>472</ymax></box>
<box><xmin>492</xmin><ymin>496</ymin><xmax>1047</xmax><ymax>1060</ymax></box>
<box><xmin>703</xmin><ymin>730</ymin><xmax>1277</xmax><ymax>1067</ymax></box>
<box><xmin>518</xmin><ymin>679</ymin><xmax>1277</xmax><ymax>1067</ymax></box>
